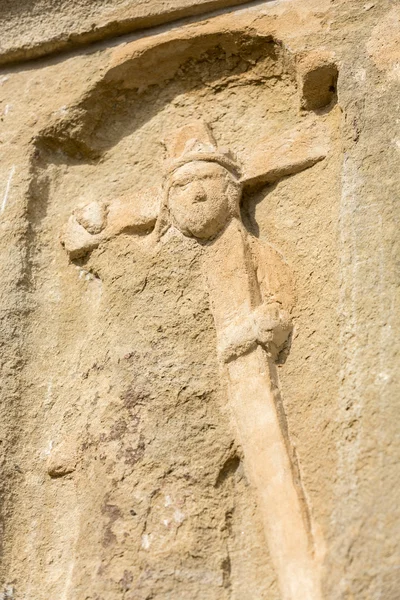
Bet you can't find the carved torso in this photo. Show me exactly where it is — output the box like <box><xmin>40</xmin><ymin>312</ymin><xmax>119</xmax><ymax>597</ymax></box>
<box><xmin>67</xmin><ymin>230</ymin><xmax>275</xmax><ymax>597</ymax></box>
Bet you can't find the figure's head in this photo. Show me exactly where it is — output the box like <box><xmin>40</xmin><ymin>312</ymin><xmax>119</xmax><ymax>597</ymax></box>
<box><xmin>154</xmin><ymin>121</ymin><xmax>242</xmax><ymax>241</ymax></box>
<box><xmin>167</xmin><ymin>160</ymin><xmax>242</xmax><ymax>240</ymax></box>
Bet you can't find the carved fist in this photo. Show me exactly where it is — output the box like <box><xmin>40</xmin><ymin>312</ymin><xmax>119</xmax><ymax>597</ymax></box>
<box><xmin>253</xmin><ymin>303</ymin><xmax>292</xmax><ymax>353</ymax></box>
<box><xmin>74</xmin><ymin>200</ymin><xmax>108</xmax><ymax>234</ymax></box>
<box><xmin>61</xmin><ymin>200</ymin><xmax>108</xmax><ymax>260</ymax></box>
<box><xmin>217</xmin><ymin>303</ymin><xmax>292</xmax><ymax>363</ymax></box>
<box><xmin>60</xmin><ymin>193</ymin><xmax>160</xmax><ymax>260</ymax></box>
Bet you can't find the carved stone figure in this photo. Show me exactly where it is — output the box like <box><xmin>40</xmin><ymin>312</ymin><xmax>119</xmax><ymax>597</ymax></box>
<box><xmin>61</xmin><ymin>121</ymin><xmax>323</xmax><ymax>600</ymax></box>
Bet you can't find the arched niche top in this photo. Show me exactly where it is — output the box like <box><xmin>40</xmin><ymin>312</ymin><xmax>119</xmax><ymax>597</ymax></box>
<box><xmin>35</xmin><ymin>27</ymin><xmax>296</xmax><ymax>161</ymax></box>
<box><xmin>104</xmin><ymin>30</ymin><xmax>288</xmax><ymax>89</ymax></box>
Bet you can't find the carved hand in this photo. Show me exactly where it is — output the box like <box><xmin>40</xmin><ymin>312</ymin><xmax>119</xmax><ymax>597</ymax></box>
<box><xmin>74</xmin><ymin>200</ymin><xmax>109</xmax><ymax>234</ymax></box>
<box><xmin>60</xmin><ymin>193</ymin><xmax>160</xmax><ymax>260</ymax></box>
<box><xmin>217</xmin><ymin>303</ymin><xmax>292</xmax><ymax>364</ymax></box>
<box><xmin>60</xmin><ymin>201</ymin><xmax>108</xmax><ymax>260</ymax></box>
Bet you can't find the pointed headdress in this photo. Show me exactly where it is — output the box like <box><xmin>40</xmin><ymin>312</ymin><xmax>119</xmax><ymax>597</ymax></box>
<box><xmin>163</xmin><ymin>121</ymin><xmax>241</xmax><ymax>181</ymax></box>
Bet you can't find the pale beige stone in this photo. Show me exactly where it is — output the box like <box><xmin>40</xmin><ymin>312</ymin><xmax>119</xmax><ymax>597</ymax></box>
<box><xmin>296</xmin><ymin>51</ymin><xmax>338</xmax><ymax>111</ymax></box>
<box><xmin>0</xmin><ymin>2</ymin><xmax>399</xmax><ymax>599</ymax></box>
<box><xmin>243</xmin><ymin>118</ymin><xmax>330</xmax><ymax>189</ymax></box>
<box><xmin>47</xmin><ymin>441</ymin><xmax>77</xmax><ymax>478</ymax></box>
<box><xmin>61</xmin><ymin>121</ymin><xmax>323</xmax><ymax>600</ymax></box>
<box><xmin>0</xmin><ymin>0</ymin><xmax>252</xmax><ymax>66</ymax></box>
<box><xmin>366</xmin><ymin>8</ymin><xmax>400</xmax><ymax>81</ymax></box>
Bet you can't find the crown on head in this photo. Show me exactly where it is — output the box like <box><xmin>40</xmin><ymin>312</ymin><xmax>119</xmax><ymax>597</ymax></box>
<box><xmin>163</xmin><ymin>121</ymin><xmax>241</xmax><ymax>180</ymax></box>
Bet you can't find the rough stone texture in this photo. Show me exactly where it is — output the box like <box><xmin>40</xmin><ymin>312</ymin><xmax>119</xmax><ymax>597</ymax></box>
<box><xmin>0</xmin><ymin>0</ymin><xmax>255</xmax><ymax>65</ymax></box>
<box><xmin>0</xmin><ymin>1</ymin><xmax>399</xmax><ymax>599</ymax></box>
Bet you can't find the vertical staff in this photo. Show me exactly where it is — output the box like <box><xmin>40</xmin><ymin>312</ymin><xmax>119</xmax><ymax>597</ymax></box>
<box><xmin>203</xmin><ymin>220</ymin><xmax>322</xmax><ymax>600</ymax></box>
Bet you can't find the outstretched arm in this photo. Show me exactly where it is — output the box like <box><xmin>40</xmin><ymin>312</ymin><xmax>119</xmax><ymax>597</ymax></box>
<box><xmin>60</xmin><ymin>191</ymin><xmax>159</xmax><ymax>260</ymax></box>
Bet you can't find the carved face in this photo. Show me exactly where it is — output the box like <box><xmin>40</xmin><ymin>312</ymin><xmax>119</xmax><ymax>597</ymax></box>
<box><xmin>168</xmin><ymin>161</ymin><xmax>239</xmax><ymax>240</ymax></box>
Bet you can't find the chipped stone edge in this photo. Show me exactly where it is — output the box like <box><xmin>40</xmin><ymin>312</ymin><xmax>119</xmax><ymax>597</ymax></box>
<box><xmin>0</xmin><ymin>0</ymin><xmax>262</xmax><ymax>67</ymax></box>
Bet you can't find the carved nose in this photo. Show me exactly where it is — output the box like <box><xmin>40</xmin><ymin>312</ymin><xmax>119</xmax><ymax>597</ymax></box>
<box><xmin>193</xmin><ymin>183</ymin><xmax>206</xmax><ymax>202</ymax></box>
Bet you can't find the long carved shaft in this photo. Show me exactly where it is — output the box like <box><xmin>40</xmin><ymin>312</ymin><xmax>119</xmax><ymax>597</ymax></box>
<box><xmin>203</xmin><ymin>221</ymin><xmax>322</xmax><ymax>600</ymax></box>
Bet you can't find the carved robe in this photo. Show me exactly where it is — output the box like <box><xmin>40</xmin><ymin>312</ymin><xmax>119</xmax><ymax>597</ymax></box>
<box><xmin>63</xmin><ymin>228</ymin><xmax>282</xmax><ymax>599</ymax></box>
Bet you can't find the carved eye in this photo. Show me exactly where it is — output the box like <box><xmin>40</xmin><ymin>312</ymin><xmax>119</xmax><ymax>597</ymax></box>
<box><xmin>174</xmin><ymin>181</ymin><xmax>190</xmax><ymax>190</ymax></box>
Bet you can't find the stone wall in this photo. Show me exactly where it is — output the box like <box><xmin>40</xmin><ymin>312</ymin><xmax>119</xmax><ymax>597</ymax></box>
<box><xmin>0</xmin><ymin>1</ymin><xmax>399</xmax><ymax>599</ymax></box>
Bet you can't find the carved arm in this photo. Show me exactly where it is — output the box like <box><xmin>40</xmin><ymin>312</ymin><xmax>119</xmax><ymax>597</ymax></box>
<box><xmin>60</xmin><ymin>191</ymin><xmax>159</xmax><ymax>259</ymax></box>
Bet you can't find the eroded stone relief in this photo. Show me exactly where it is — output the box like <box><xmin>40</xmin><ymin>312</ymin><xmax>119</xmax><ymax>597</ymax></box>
<box><xmin>2</xmin><ymin>22</ymin><xmax>342</xmax><ymax>600</ymax></box>
<box><xmin>61</xmin><ymin>118</ymin><xmax>329</xmax><ymax>599</ymax></box>
<box><xmin>2</xmin><ymin>3</ymin><xmax>398</xmax><ymax>599</ymax></box>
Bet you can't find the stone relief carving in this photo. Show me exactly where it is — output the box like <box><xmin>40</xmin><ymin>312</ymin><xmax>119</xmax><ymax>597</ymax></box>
<box><xmin>61</xmin><ymin>120</ymin><xmax>326</xmax><ymax>600</ymax></box>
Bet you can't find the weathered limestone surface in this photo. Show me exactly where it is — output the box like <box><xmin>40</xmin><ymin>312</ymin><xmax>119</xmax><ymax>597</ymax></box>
<box><xmin>0</xmin><ymin>1</ymin><xmax>399</xmax><ymax>599</ymax></box>
<box><xmin>0</xmin><ymin>0</ymin><xmax>253</xmax><ymax>65</ymax></box>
